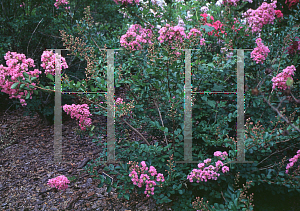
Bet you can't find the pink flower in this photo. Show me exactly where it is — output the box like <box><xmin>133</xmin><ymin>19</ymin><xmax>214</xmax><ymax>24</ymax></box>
<box><xmin>251</xmin><ymin>38</ymin><xmax>270</xmax><ymax>64</ymax></box>
<box><xmin>242</xmin><ymin>1</ymin><xmax>277</xmax><ymax>34</ymax></box>
<box><xmin>47</xmin><ymin>175</ymin><xmax>70</xmax><ymax>191</ymax></box>
<box><xmin>157</xmin><ymin>23</ymin><xmax>187</xmax><ymax>56</ymax></box>
<box><xmin>149</xmin><ymin>166</ymin><xmax>158</xmax><ymax>176</ymax></box>
<box><xmin>0</xmin><ymin>52</ymin><xmax>42</xmax><ymax>106</ymax></box>
<box><xmin>63</xmin><ymin>104</ymin><xmax>92</xmax><ymax>130</ymax></box>
<box><xmin>214</xmin><ymin>151</ymin><xmax>222</xmax><ymax>157</ymax></box>
<box><xmin>203</xmin><ymin>158</ymin><xmax>211</xmax><ymax>164</ymax></box>
<box><xmin>120</xmin><ymin>24</ymin><xmax>153</xmax><ymax>51</ymax></box>
<box><xmin>222</xmin><ymin>166</ymin><xmax>230</xmax><ymax>173</ymax></box>
<box><xmin>116</xmin><ymin>97</ymin><xmax>124</xmax><ymax>104</ymax></box>
<box><xmin>215</xmin><ymin>160</ymin><xmax>224</xmax><ymax>167</ymax></box>
<box><xmin>271</xmin><ymin>65</ymin><xmax>296</xmax><ymax>90</ymax></box>
<box><xmin>275</xmin><ymin>10</ymin><xmax>283</xmax><ymax>18</ymax></box>
<box><xmin>285</xmin><ymin>152</ymin><xmax>300</xmax><ymax>174</ymax></box>
<box><xmin>198</xmin><ymin>163</ymin><xmax>205</xmax><ymax>169</ymax></box>
<box><xmin>54</xmin><ymin>0</ymin><xmax>70</xmax><ymax>9</ymax></box>
<box><xmin>41</xmin><ymin>51</ymin><xmax>68</xmax><ymax>75</ymax></box>
<box><xmin>156</xmin><ymin>173</ymin><xmax>165</xmax><ymax>182</ymax></box>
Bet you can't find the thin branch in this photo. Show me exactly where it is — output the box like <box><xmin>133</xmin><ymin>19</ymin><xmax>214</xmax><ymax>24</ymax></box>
<box><xmin>221</xmin><ymin>191</ymin><xmax>227</xmax><ymax>203</ymax></box>
<box><xmin>256</xmin><ymin>142</ymin><xmax>296</xmax><ymax>166</ymax></box>
<box><xmin>37</xmin><ymin>30</ymin><xmax>62</xmax><ymax>39</ymax></box>
<box><xmin>121</xmin><ymin>118</ymin><xmax>150</xmax><ymax>146</ymax></box>
<box><xmin>153</xmin><ymin>98</ymin><xmax>168</xmax><ymax>146</ymax></box>
<box><xmin>262</xmin><ymin>94</ymin><xmax>300</xmax><ymax>133</ymax></box>
<box><xmin>88</xmin><ymin>31</ymin><xmax>103</xmax><ymax>53</ymax></box>
<box><xmin>27</xmin><ymin>18</ymin><xmax>44</xmax><ymax>56</ymax></box>
<box><xmin>276</xmin><ymin>96</ymin><xmax>287</xmax><ymax>110</ymax></box>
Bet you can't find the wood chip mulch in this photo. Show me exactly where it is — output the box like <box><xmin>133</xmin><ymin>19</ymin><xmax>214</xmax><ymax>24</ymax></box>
<box><xmin>0</xmin><ymin>86</ymin><xmax>171</xmax><ymax>210</ymax></box>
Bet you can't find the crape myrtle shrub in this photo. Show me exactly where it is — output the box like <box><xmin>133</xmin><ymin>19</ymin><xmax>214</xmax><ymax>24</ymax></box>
<box><xmin>0</xmin><ymin>0</ymin><xmax>125</xmax><ymax>124</ymax></box>
<box><xmin>52</xmin><ymin>0</ymin><xmax>300</xmax><ymax>210</ymax></box>
<box><xmin>56</xmin><ymin>1</ymin><xmax>300</xmax><ymax>210</ymax></box>
<box><xmin>1</xmin><ymin>0</ymin><xmax>300</xmax><ymax>210</ymax></box>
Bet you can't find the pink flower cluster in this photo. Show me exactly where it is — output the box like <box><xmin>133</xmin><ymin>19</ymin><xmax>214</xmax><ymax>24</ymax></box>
<box><xmin>41</xmin><ymin>51</ymin><xmax>68</xmax><ymax>75</ymax></box>
<box><xmin>158</xmin><ymin>24</ymin><xmax>186</xmax><ymax>44</ymax></box>
<box><xmin>20</xmin><ymin>2</ymin><xmax>25</xmax><ymax>7</ymax></box>
<box><xmin>187</xmin><ymin>28</ymin><xmax>206</xmax><ymax>46</ymax></box>
<box><xmin>187</xmin><ymin>151</ymin><xmax>229</xmax><ymax>183</ymax></box>
<box><xmin>116</xmin><ymin>97</ymin><xmax>124</xmax><ymax>104</ymax></box>
<box><xmin>0</xmin><ymin>52</ymin><xmax>42</xmax><ymax>106</ymax></box>
<box><xmin>285</xmin><ymin>150</ymin><xmax>300</xmax><ymax>174</ymax></box>
<box><xmin>275</xmin><ymin>10</ymin><xmax>283</xmax><ymax>19</ymax></box>
<box><xmin>129</xmin><ymin>161</ymin><xmax>165</xmax><ymax>197</ymax></box>
<box><xmin>200</xmin><ymin>14</ymin><xmax>227</xmax><ymax>38</ymax></box>
<box><xmin>158</xmin><ymin>24</ymin><xmax>187</xmax><ymax>56</ymax></box>
<box><xmin>113</xmin><ymin>0</ymin><xmax>140</xmax><ymax>5</ymax></box>
<box><xmin>63</xmin><ymin>104</ymin><xmax>92</xmax><ymax>130</ymax></box>
<box><xmin>271</xmin><ymin>65</ymin><xmax>296</xmax><ymax>90</ymax></box>
<box><xmin>250</xmin><ymin>38</ymin><xmax>270</xmax><ymax>64</ymax></box>
<box><xmin>54</xmin><ymin>0</ymin><xmax>70</xmax><ymax>10</ymax></box>
<box><xmin>47</xmin><ymin>175</ymin><xmax>70</xmax><ymax>191</ymax></box>
<box><xmin>120</xmin><ymin>24</ymin><xmax>154</xmax><ymax>51</ymax></box>
<box><xmin>242</xmin><ymin>1</ymin><xmax>277</xmax><ymax>34</ymax></box>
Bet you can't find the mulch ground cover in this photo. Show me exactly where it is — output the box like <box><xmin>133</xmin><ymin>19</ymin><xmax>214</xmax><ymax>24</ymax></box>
<box><xmin>0</xmin><ymin>86</ymin><xmax>171</xmax><ymax>210</ymax></box>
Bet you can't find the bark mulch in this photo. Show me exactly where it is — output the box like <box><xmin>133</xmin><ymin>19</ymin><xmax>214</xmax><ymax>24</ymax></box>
<box><xmin>0</xmin><ymin>87</ymin><xmax>171</xmax><ymax>210</ymax></box>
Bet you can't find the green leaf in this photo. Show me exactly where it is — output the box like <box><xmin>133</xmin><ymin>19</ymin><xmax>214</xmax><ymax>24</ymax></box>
<box><xmin>91</xmin><ymin>85</ymin><xmax>95</xmax><ymax>92</ymax></box>
<box><xmin>31</xmin><ymin>77</ymin><xmax>37</xmax><ymax>81</ymax></box>
<box><xmin>33</xmin><ymin>89</ymin><xmax>39</xmax><ymax>95</ymax></box>
<box><xmin>11</xmin><ymin>82</ymin><xmax>19</xmax><ymax>89</ymax></box>
<box><xmin>22</xmin><ymin>72</ymin><xmax>29</xmax><ymax>79</ymax></box>
<box><xmin>228</xmin><ymin>184</ymin><xmax>234</xmax><ymax>193</ymax></box>
<box><xmin>20</xmin><ymin>83</ymin><xmax>25</xmax><ymax>89</ymax></box>
<box><xmin>46</xmin><ymin>74</ymin><xmax>55</xmax><ymax>81</ymax></box>
<box><xmin>124</xmin><ymin>194</ymin><xmax>130</xmax><ymax>200</ymax></box>
<box><xmin>200</xmin><ymin>25</ymin><xmax>215</xmax><ymax>33</ymax></box>
<box><xmin>107</xmin><ymin>186</ymin><xmax>112</xmax><ymax>193</ymax></box>
<box><xmin>207</xmin><ymin>100</ymin><xmax>216</xmax><ymax>108</ymax></box>
<box><xmin>25</xmin><ymin>92</ymin><xmax>30</xmax><ymax>100</ymax></box>
<box><xmin>29</xmin><ymin>85</ymin><xmax>35</xmax><ymax>89</ymax></box>
<box><xmin>109</xmin><ymin>164</ymin><xmax>114</xmax><ymax>170</ymax></box>
<box><xmin>286</xmin><ymin>77</ymin><xmax>293</xmax><ymax>87</ymax></box>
